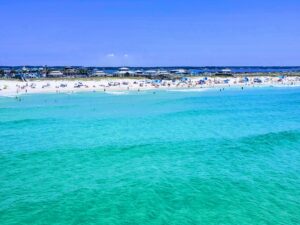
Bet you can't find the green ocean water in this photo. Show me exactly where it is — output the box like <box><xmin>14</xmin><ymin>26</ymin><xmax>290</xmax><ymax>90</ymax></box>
<box><xmin>0</xmin><ymin>87</ymin><xmax>300</xmax><ymax>225</ymax></box>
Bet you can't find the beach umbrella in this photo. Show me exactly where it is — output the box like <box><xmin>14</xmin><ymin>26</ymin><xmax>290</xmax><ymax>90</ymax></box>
<box><xmin>181</xmin><ymin>77</ymin><xmax>190</xmax><ymax>82</ymax></box>
<box><xmin>254</xmin><ymin>78</ymin><xmax>262</xmax><ymax>83</ymax></box>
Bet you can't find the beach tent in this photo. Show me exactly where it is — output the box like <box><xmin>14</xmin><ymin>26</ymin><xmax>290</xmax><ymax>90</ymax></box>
<box><xmin>181</xmin><ymin>77</ymin><xmax>190</xmax><ymax>82</ymax></box>
<box><xmin>243</xmin><ymin>77</ymin><xmax>249</xmax><ymax>82</ymax></box>
<box><xmin>224</xmin><ymin>79</ymin><xmax>230</xmax><ymax>84</ymax></box>
<box><xmin>152</xmin><ymin>80</ymin><xmax>161</xmax><ymax>84</ymax></box>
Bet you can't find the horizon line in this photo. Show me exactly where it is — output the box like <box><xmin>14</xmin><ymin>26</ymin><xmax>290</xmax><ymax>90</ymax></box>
<box><xmin>1</xmin><ymin>65</ymin><xmax>300</xmax><ymax>68</ymax></box>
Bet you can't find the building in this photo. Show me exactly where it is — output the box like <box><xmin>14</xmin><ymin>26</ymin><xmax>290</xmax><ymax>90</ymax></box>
<box><xmin>114</xmin><ymin>67</ymin><xmax>135</xmax><ymax>77</ymax></box>
<box><xmin>144</xmin><ymin>70</ymin><xmax>157</xmax><ymax>77</ymax></box>
<box><xmin>63</xmin><ymin>67</ymin><xmax>80</xmax><ymax>76</ymax></box>
<box><xmin>91</xmin><ymin>70</ymin><xmax>106</xmax><ymax>77</ymax></box>
<box><xmin>48</xmin><ymin>70</ymin><xmax>64</xmax><ymax>77</ymax></box>
<box><xmin>170</xmin><ymin>69</ymin><xmax>189</xmax><ymax>75</ymax></box>
<box><xmin>134</xmin><ymin>70</ymin><xmax>144</xmax><ymax>76</ymax></box>
<box><xmin>215</xmin><ymin>68</ymin><xmax>233</xmax><ymax>76</ymax></box>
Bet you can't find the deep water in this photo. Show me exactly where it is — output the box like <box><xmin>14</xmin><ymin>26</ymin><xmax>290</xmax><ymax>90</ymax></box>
<box><xmin>0</xmin><ymin>87</ymin><xmax>300</xmax><ymax>225</ymax></box>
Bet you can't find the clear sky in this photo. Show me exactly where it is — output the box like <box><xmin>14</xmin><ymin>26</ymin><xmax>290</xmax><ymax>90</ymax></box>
<box><xmin>0</xmin><ymin>0</ymin><xmax>300</xmax><ymax>66</ymax></box>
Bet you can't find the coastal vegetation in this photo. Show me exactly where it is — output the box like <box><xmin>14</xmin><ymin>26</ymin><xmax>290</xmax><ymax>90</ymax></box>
<box><xmin>1</xmin><ymin>66</ymin><xmax>300</xmax><ymax>81</ymax></box>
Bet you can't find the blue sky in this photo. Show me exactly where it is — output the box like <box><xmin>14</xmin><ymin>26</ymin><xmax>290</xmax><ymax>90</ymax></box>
<box><xmin>0</xmin><ymin>0</ymin><xmax>300</xmax><ymax>66</ymax></box>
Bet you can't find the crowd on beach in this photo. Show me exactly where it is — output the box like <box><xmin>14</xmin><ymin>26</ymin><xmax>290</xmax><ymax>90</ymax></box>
<box><xmin>0</xmin><ymin>76</ymin><xmax>300</xmax><ymax>97</ymax></box>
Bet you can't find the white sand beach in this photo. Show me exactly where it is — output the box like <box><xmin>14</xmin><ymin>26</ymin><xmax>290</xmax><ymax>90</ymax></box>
<box><xmin>0</xmin><ymin>76</ymin><xmax>299</xmax><ymax>97</ymax></box>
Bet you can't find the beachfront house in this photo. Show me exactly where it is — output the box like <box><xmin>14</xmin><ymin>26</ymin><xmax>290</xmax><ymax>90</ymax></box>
<box><xmin>134</xmin><ymin>70</ymin><xmax>144</xmax><ymax>76</ymax></box>
<box><xmin>91</xmin><ymin>70</ymin><xmax>107</xmax><ymax>77</ymax></box>
<box><xmin>157</xmin><ymin>70</ymin><xmax>171</xmax><ymax>78</ymax></box>
<box><xmin>22</xmin><ymin>66</ymin><xmax>29</xmax><ymax>72</ymax></box>
<box><xmin>144</xmin><ymin>70</ymin><xmax>157</xmax><ymax>78</ymax></box>
<box><xmin>63</xmin><ymin>67</ymin><xmax>79</xmax><ymax>76</ymax></box>
<box><xmin>48</xmin><ymin>70</ymin><xmax>64</xmax><ymax>77</ymax></box>
<box><xmin>170</xmin><ymin>69</ymin><xmax>189</xmax><ymax>75</ymax></box>
<box><xmin>215</xmin><ymin>68</ymin><xmax>233</xmax><ymax>76</ymax></box>
<box><xmin>2</xmin><ymin>69</ymin><xmax>11</xmax><ymax>77</ymax></box>
<box><xmin>114</xmin><ymin>67</ymin><xmax>135</xmax><ymax>77</ymax></box>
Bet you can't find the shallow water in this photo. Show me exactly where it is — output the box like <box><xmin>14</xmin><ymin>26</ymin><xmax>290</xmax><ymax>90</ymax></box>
<box><xmin>1</xmin><ymin>87</ymin><xmax>300</xmax><ymax>225</ymax></box>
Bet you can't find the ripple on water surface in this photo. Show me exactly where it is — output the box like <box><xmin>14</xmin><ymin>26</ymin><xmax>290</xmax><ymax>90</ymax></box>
<box><xmin>0</xmin><ymin>88</ymin><xmax>300</xmax><ymax>225</ymax></box>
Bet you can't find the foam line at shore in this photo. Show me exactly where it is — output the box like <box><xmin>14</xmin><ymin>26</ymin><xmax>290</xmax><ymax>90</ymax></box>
<box><xmin>168</xmin><ymin>88</ymin><xmax>209</xmax><ymax>92</ymax></box>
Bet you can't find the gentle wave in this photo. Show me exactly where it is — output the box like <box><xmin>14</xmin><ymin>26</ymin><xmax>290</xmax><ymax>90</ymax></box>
<box><xmin>241</xmin><ymin>130</ymin><xmax>300</xmax><ymax>145</ymax></box>
<box><xmin>272</xmin><ymin>85</ymin><xmax>300</xmax><ymax>88</ymax></box>
<box><xmin>105</xmin><ymin>91</ymin><xmax>128</xmax><ymax>95</ymax></box>
<box><xmin>0</xmin><ymin>118</ymin><xmax>57</xmax><ymax>126</ymax></box>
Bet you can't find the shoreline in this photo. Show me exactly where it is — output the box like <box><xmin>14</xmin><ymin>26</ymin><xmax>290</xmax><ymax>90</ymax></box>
<box><xmin>1</xmin><ymin>76</ymin><xmax>300</xmax><ymax>97</ymax></box>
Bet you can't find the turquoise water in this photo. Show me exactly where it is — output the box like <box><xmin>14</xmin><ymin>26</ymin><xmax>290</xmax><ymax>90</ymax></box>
<box><xmin>0</xmin><ymin>87</ymin><xmax>300</xmax><ymax>225</ymax></box>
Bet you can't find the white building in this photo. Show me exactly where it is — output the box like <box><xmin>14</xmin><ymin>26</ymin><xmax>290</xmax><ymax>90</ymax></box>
<box><xmin>114</xmin><ymin>67</ymin><xmax>135</xmax><ymax>76</ymax></box>
<box><xmin>221</xmin><ymin>68</ymin><xmax>232</xmax><ymax>73</ymax></box>
<box><xmin>48</xmin><ymin>70</ymin><xmax>63</xmax><ymax>77</ymax></box>
<box><xmin>92</xmin><ymin>70</ymin><xmax>106</xmax><ymax>77</ymax></box>
<box><xmin>144</xmin><ymin>70</ymin><xmax>157</xmax><ymax>76</ymax></box>
<box><xmin>170</xmin><ymin>69</ymin><xmax>189</xmax><ymax>75</ymax></box>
